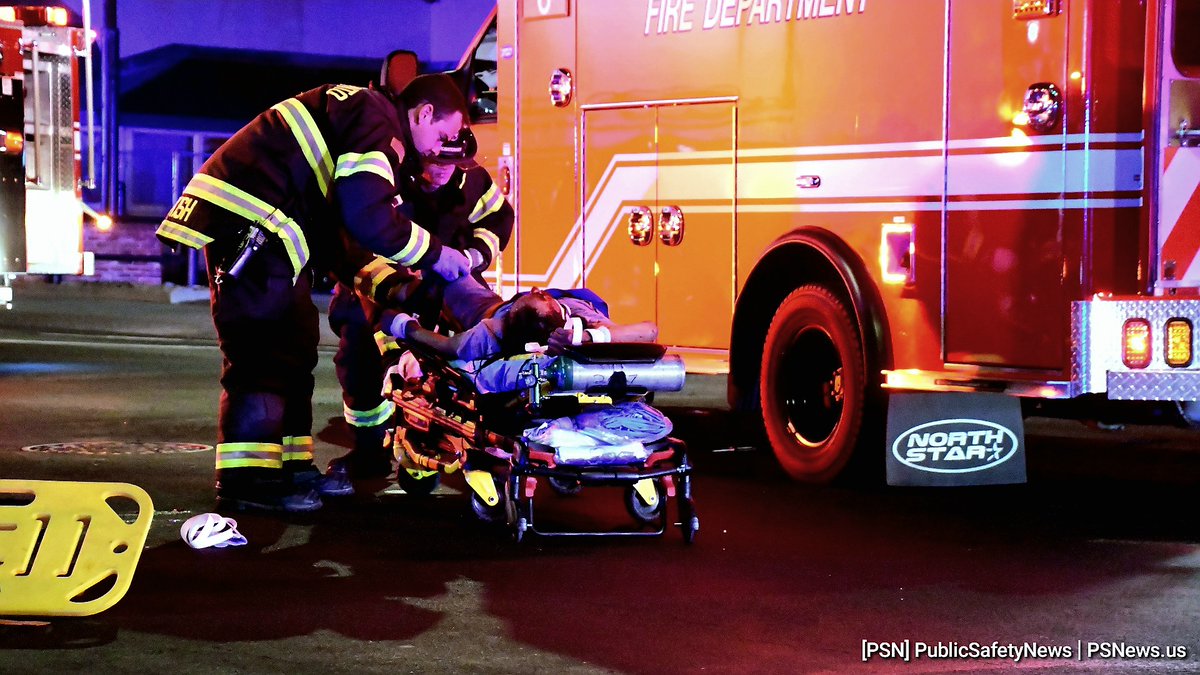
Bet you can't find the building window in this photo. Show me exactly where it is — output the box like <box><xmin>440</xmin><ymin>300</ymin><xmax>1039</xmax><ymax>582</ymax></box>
<box><xmin>120</xmin><ymin>129</ymin><xmax>227</xmax><ymax>218</ymax></box>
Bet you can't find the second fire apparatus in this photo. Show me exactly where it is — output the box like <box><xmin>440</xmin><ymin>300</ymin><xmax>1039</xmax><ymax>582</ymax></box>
<box><xmin>0</xmin><ymin>3</ymin><xmax>96</xmax><ymax>309</ymax></box>
<box><xmin>454</xmin><ymin>0</ymin><xmax>1200</xmax><ymax>482</ymax></box>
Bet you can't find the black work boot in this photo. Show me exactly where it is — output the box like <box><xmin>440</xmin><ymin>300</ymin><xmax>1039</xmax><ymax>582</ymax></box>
<box><xmin>327</xmin><ymin>426</ymin><xmax>393</xmax><ymax>480</ymax></box>
<box><xmin>285</xmin><ymin>460</ymin><xmax>355</xmax><ymax>497</ymax></box>
<box><xmin>216</xmin><ymin>468</ymin><xmax>323</xmax><ymax>513</ymax></box>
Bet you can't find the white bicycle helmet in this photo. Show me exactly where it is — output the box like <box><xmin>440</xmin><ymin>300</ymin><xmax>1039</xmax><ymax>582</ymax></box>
<box><xmin>180</xmin><ymin>513</ymin><xmax>247</xmax><ymax>549</ymax></box>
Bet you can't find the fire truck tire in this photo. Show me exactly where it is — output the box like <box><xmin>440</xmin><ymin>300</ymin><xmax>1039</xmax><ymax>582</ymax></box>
<box><xmin>760</xmin><ymin>285</ymin><xmax>866</xmax><ymax>483</ymax></box>
<box><xmin>1176</xmin><ymin>401</ymin><xmax>1200</xmax><ymax>429</ymax></box>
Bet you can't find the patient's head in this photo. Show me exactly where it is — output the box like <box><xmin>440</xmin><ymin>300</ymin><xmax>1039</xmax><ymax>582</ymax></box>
<box><xmin>499</xmin><ymin>289</ymin><xmax>567</xmax><ymax>354</ymax></box>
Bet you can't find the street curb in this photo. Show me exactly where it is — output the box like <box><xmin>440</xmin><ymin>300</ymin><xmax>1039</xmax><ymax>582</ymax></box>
<box><xmin>11</xmin><ymin>278</ymin><xmax>209</xmax><ymax>304</ymax></box>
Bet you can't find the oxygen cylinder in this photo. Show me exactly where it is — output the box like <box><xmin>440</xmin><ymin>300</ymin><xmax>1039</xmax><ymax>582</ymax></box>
<box><xmin>548</xmin><ymin>354</ymin><xmax>686</xmax><ymax>393</ymax></box>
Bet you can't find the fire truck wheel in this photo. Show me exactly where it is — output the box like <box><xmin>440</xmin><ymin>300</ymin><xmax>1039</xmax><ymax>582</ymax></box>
<box><xmin>1177</xmin><ymin>401</ymin><xmax>1200</xmax><ymax>429</ymax></box>
<box><xmin>760</xmin><ymin>285</ymin><xmax>866</xmax><ymax>483</ymax></box>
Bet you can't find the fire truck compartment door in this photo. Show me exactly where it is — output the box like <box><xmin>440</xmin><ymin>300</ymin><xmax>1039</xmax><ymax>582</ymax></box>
<box><xmin>581</xmin><ymin>103</ymin><xmax>735</xmax><ymax>349</ymax></box>
<box><xmin>581</xmin><ymin>106</ymin><xmax>657</xmax><ymax>329</ymax></box>
<box><xmin>1155</xmin><ymin>0</ymin><xmax>1200</xmax><ymax>290</ymax></box>
<box><xmin>514</xmin><ymin>1</ymin><xmax>578</xmax><ymax>293</ymax></box>
<box><xmin>944</xmin><ymin>2</ymin><xmax>1069</xmax><ymax>369</ymax></box>
<box><xmin>23</xmin><ymin>28</ymin><xmax>84</xmax><ymax>275</ymax></box>
<box><xmin>0</xmin><ymin>24</ymin><xmax>26</xmax><ymax>274</ymax></box>
<box><xmin>654</xmin><ymin>103</ymin><xmax>735</xmax><ymax>349</ymax></box>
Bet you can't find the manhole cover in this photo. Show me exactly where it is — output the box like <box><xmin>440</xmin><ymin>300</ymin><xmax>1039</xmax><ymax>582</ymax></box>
<box><xmin>20</xmin><ymin>441</ymin><xmax>212</xmax><ymax>455</ymax></box>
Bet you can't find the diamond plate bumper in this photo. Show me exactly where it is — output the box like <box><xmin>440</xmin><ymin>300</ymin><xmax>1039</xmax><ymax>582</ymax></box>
<box><xmin>1073</xmin><ymin>296</ymin><xmax>1200</xmax><ymax>400</ymax></box>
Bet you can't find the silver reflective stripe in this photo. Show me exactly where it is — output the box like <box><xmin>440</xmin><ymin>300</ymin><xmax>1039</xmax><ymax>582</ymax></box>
<box><xmin>468</xmin><ymin>183</ymin><xmax>503</xmax><ymax>223</ymax></box>
<box><xmin>334</xmin><ymin>151</ymin><xmax>395</xmax><ymax>186</ymax></box>
<box><xmin>344</xmin><ymin>400</ymin><xmax>396</xmax><ymax>428</ymax></box>
<box><xmin>271</xmin><ymin>98</ymin><xmax>334</xmax><ymax>198</ymax></box>
<box><xmin>473</xmin><ymin>227</ymin><xmax>501</xmax><ymax>258</ymax></box>
<box><xmin>185</xmin><ymin>173</ymin><xmax>311</xmax><ymax>277</ymax></box>
<box><xmin>156</xmin><ymin>221</ymin><xmax>213</xmax><ymax>249</ymax></box>
<box><xmin>216</xmin><ymin>442</ymin><xmax>284</xmax><ymax>469</ymax></box>
<box><xmin>388</xmin><ymin>224</ymin><xmax>432</xmax><ymax>267</ymax></box>
<box><xmin>282</xmin><ymin>435</ymin><xmax>314</xmax><ymax>462</ymax></box>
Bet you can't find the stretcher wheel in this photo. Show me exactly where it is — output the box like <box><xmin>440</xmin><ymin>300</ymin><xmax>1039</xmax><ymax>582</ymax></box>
<box><xmin>396</xmin><ymin>468</ymin><xmax>440</xmax><ymax>496</ymax></box>
<box><xmin>514</xmin><ymin>516</ymin><xmax>528</xmax><ymax>543</ymax></box>
<box><xmin>469</xmin><ymin>475</ymin><xmax>506</xmax><ymax>524</ymax></box>
<box><xmin>677</xmin><ymin>471</ymin><xmax>697</xmax><ymax>544</ymax></box>
<box><xmin>624</xmin><ymin>481</ymin><xmax>665</xmax><ymax>525</ymax></box>
<box><xmin>547</xmin><ymin>476</ymin><xmax>582</xmax><ymax>496</ymax></box>
<box><xmin>678</xmin><ymin>499</ymin><xmax>699</xmax><ymax>544</ymax></box>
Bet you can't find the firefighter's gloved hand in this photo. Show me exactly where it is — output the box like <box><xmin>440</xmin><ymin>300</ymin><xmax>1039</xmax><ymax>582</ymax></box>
<box><xmin>466</xmin><ymin>248</ymin><xmax>486</xmax><ymax>271</ymax></box>
<box><xmin>389</xmin><ymin>312</ymin><xmax>418</xmax><ymax>339</ymax></box>
<box><xmin>431</xmin><ymin>247</ymin><xmax>471</xmax><ymax>281</ymax></box>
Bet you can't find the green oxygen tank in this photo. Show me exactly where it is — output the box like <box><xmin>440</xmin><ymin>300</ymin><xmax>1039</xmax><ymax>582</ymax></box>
<box><xmin>548</xmin><ymin>354</ymin><xmax>686</xmax><ymax>393</ymax></box>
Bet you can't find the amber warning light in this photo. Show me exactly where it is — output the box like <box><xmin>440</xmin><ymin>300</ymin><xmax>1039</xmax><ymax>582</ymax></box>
<box><xmin>1</xmin><ymin>130</ymin><xmax>22</xmax><ymax>154</ymax></box>
<box><xmin>1165</xmin><ymin>319</ymin><xmax>1193</xmax><ymax>368</ymax></box>
<box><xmin>1122</xmin><ymin>319</ymin><xmax>1152</xmax><ymax>369</ymax></box>
<box><xmin>0</xmin><ymin>5</ymin><xmax>70</xmax><ymax>26</ymax></box>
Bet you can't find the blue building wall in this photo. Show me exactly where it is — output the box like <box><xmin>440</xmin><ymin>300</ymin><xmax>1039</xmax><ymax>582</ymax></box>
<box><xmin>59</xmin><ymin>0</ymin><xmax>496</xmax><ymax>284</ymax></box>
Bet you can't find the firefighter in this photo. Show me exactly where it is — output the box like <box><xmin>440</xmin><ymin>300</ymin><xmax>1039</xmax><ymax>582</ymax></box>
<box><xmin>326</xmin><ymin>147</ymin><xmax>513</xmax><ymax>483</ymax></box>
<box><xmin>155</xmin><ymin>74</ymin><xmax>474</xmax><ymax>513</ymax></box>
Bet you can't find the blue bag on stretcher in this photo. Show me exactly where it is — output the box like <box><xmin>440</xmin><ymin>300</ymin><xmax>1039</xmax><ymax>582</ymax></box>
<box><xmin>524</xmin><ymin>401</ymin><xmax>673</xmax><ymax>466</ymax></box>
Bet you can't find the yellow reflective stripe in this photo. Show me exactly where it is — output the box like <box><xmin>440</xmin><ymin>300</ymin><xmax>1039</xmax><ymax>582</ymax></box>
<box><xmin>186</xmin><ymin>174</ymin><xmax>310</xmax><ymax>277</ymax></box>
<box><xmin>374</xmin><ymin>330</ymin><xmax>403</xmax><ymax>354</ymax></box>
<box><xmin>334</xmin><ymin>151</ymin><xmax>395</xmax><ymax>186</ymax></box>
<box><xmin>473</xmin><ymin>228</ymin><xmax>500</xmax><ymax>259</ymax></box>
<box><xmin>343</xmin><ymin>400</ymin><xmax>395</xmax><ymax>428</ymax></box>
<box><xmin>216</xmin><ymin>442</ymin><xmax>283</xmax><ymax>470</ymax></box>
<box><xmin>282</xmin><ymin>435</ymin><xmax>314</xmax><ymax>462</ymax></box>
<box><xmin>156</xmin><ymin>220</ymin><xmax>213</xmax><ymax>249</ymax></box>
<box><xmin>271</xmin><ymin>98</ymin><xmax>333</xmax><ymax>198</ymax></box>
<box><xmin>468</xmin><ymin>183</ymin><xmax>503</xmax><ymax>223</ymax></box>
<box><xmin>388</xmin><ymin>225</ymin><xmax>431</xmax><ymax>267</ymax></box>
<box><xmin>187</xmin><ymin>173</ymin><xmax>274</xmax><ymax>221</ymax></box>
<box><xmin>354</xmin><ymin>256</ymin><xmax>395</xmax><ymax>299</ymax></box>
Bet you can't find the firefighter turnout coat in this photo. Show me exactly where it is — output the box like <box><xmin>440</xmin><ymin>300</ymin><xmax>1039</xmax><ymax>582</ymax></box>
<box><xmin>156</xmin><ymin>83</ymin><xmax>444</xmax><ymax>280</ymax></box>
<box><xmin>329</xmin><ymin>162</ymin><xmax>513</xmax><ymax>433</ymax></box>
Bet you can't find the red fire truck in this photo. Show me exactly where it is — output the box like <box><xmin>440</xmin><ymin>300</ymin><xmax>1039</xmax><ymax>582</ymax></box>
<box><xmin>454</xmin><ymin>0</ymin><xmax>1199</xmax><ymax>482</ymax></box>
<box><xmin>0</xmin><ymin>3</ymin><xmax>97</xmax><ymax>309</ymax></box>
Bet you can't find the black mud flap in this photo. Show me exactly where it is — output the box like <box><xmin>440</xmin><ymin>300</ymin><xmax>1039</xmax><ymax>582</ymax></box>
<box><xmin>885</xmin><ymin>392</ymin><xmax>1026</xmax><ymax>487</ymax></box>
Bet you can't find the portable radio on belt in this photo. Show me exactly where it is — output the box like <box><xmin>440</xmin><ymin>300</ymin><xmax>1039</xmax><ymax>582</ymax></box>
<box><xmin>215</xmin><ymin>225</ymin><xmax>268</xmax><ymax>285</ymax></box>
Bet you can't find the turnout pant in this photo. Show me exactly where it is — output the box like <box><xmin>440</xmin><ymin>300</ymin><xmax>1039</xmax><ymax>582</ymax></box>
<box><xmin>329</xmin><ymin>282</ymin><xmax>395</xmax><ymax>454</ymax></box>
<box><xmin>205</xmin><ymin>219</ymin><xmax>320</xmax><ymax>481</ymax></box>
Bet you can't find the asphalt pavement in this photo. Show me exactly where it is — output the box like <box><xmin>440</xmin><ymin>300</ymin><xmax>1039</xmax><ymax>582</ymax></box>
<box><xmin>4</xmin><ymin>278</ymin><xmax>340</xmax><ymax>347</ymax></box>
<box><xmin>4</xmin><ymin>278</ymin><xmax>1200</xmax><ymax>673</ymax></box>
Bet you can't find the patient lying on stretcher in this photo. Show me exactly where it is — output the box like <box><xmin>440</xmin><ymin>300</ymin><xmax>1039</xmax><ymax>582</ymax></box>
<box><xmin>379</xmin><ymin>274</ymin><xmax>659</xmax><ymax>361</ymax></box>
